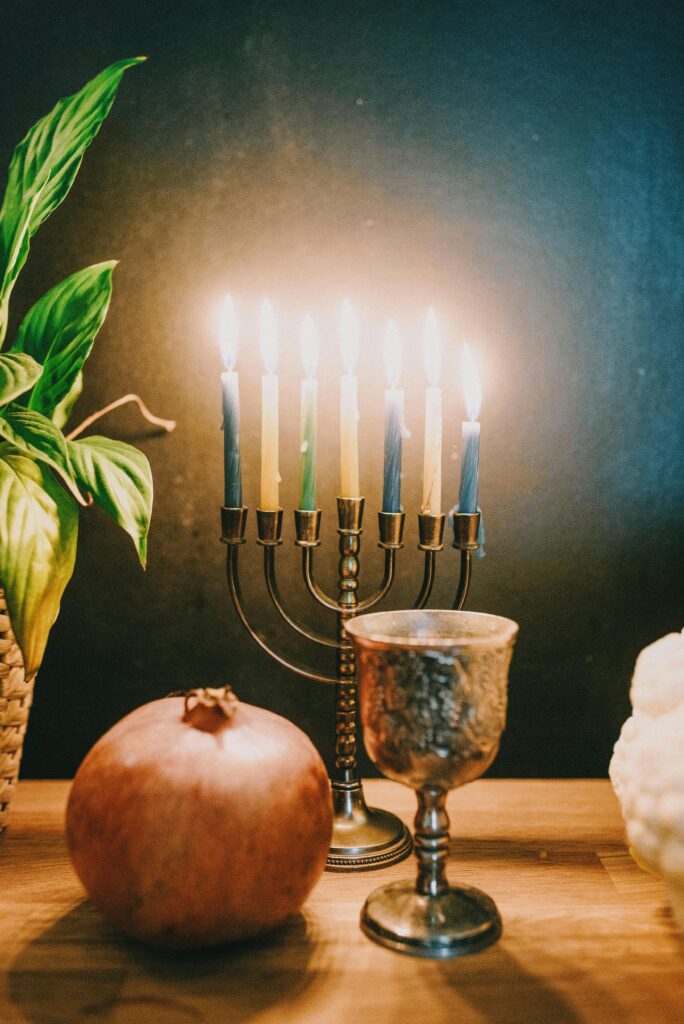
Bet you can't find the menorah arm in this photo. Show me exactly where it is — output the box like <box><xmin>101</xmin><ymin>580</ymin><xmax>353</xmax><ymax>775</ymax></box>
<box><xmin>301</xmin><ymin>548</ymin><xmax>340</xmax><ymax>612</ymax></box>
<box><xmin>356</xmin><ymin>549</ymin><xmax>396</xmax><ymax>612</ymax></box>
<box><xmin>452</xmin><ymin>549</ymin><xmax>473</xmax><ymax>611</ymax></box>
<box><xmin>226</xmin><ymin>546</ymin><xmax>337</xmax><ymax>685</ymax></box>
<box><xmin>263</xmin><ymin>547</ymin><xmax>339</xmax><ymax>649</ymax></box>
<box><xmin>413</xmin><ymin>550</ymin><xmax>437</xmax><ymax>609</ymax></box>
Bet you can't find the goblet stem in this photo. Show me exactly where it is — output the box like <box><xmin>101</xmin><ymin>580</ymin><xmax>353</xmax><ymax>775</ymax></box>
<box><xmin>415</xmin><ymin>788</ymin><xmax>450</xmax><ymax>897</ymax></box>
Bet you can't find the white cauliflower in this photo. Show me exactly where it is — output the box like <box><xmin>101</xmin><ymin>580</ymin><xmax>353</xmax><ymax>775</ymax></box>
<box><xmin>609</xmin><ymin>628</ymin><xmax>684</xmax><ymax>929</ymax></box>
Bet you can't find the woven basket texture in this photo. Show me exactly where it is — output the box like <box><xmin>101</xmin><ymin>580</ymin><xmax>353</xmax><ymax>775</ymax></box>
<box><xmin>0</xmin><ymin>589</ymin><xmax>33</xmax><ymax>834</ymax></box>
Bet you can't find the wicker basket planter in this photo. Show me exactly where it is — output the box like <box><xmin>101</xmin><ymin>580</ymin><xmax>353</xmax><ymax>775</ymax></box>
<box><xmin>0</xmin><ymin>589</ymin><xmax>34</xmax><ymax>834</ymax></box>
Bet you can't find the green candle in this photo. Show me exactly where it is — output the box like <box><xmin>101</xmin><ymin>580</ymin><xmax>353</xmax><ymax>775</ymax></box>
<box><xmin>299</xmin><ymin>313</ymin><xmax>318</xmax><ymax>510</ymax></box>
<box><xmin>458</xmin><ymin>343</ymin><xmax>482</xmax><ymax>514</ymax></box>
<box><xmin>382</xmin><ymin>321</ymin><xmax>403</xmax><ymax>513</ymax></box>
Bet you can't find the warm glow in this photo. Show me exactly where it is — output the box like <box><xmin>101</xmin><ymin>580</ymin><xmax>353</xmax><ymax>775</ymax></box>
<box><xmin>383</xmin><ymin>321</ymin><xmax>402</xmax><ymax>389</ymax></box>
<box><xmin>423</xmin><ymin>308</ymin><xmax>441</xmax><ymax>387</ymax></box>
<box><xmin>259</xmin><ymin>298</ymin><xmax>278</xmax><ymax>374</ymax></box>
<box><xmin>300</xmin><ymin>313</ymin><xmax>319</xmax><ymax>378</ymax></box>
<box><xmin>462</xmin><ymin>343</ymin><xmax>482</xmax><ymax>421</ymax></box>
<box><xmin>218</xmin><ymin>294</ymin><xmax>238</xmax><ymax>370</ymax></box>
<box><xmin>339</xmin><ymin>298</ymin><xmax>359</xmax><ymax>374</ymax></box>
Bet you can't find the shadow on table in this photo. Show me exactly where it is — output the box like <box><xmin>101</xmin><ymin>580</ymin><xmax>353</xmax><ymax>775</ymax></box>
<box><xmin>9</xmin><ymin>899</ymin><xmax>324</xmax><ymax>1024</ymax></box>
<box><xmin>433</xmin><ymin>942</ymin><xmax>621</xmax><ymax>1024</ymax></box>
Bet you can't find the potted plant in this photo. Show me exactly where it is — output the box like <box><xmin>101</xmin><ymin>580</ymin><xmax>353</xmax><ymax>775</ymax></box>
<box><xmin>0</xmin><ymin>57</ymin><xmax>172</xmax><ymax>831</ymax></box>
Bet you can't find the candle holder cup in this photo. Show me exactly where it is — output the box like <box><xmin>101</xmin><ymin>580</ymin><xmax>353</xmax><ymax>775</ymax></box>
<box><xmin>220</xmin><ymin>506</ymin><xmax>248</xmax><ymax>544</ymax></box>
<box><xmin>418</xmin><ymin>512</ymin><xmax>446</xmax><ymax>550</ymax></box>
<box><xmin>221</xmin><ymin>499</ymin><xmax>483</xmax><ymax>872</ymax></box>
<box><xmin>256</xmin><ymin>508</ymin><xmax>284</xmax><ymax>546</ymax></box>
<box><xmin>377</xmin><ymin>511</ymin><xmax>405</xmax><ymax>549</ymax></box>
<box><xmin>347</xmin><ymin>609</ymin><xmax>518</xmax><ymax>956</ymax></box>
<box><xmin>294</xmin><ymin>509</ymin><xmax>322</xmax><ymax>546</ymax></box>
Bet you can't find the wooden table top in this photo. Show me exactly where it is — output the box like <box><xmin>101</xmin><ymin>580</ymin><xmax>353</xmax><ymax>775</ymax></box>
<box><xmin>1</xmin><ymin>779</ymin><xmax>682</xmax><ymax>1024</ymax></box>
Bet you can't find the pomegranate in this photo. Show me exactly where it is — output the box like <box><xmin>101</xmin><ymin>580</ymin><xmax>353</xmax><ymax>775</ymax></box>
<box><xmin>66</xmin><ymin>687</ymin><xmax>332</xmax><ymax>949</ymax></box>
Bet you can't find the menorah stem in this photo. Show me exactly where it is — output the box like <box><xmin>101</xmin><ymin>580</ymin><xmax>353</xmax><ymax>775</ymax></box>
<box><xmin>326</xmin><ymin>497</ymin><xmax>413</xmax><ymax>871</ymax></box>
<box><xmin>332</xmin><ymin>497</ymin><xmax>364</xmax><ymax>819</ymax></box>
<box><xmin>334</xmin><ymin>511</ymin><xmax>360</xmax><ymax>779</ymax></box>
<box><xmin>329</xmin><ymin>529</ymin><xmax>365</xmax><ymax>823</ymax></box>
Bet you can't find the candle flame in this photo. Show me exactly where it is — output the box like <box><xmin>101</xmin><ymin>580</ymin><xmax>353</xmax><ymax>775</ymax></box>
<box><xmin>462</xmin><ymin>343</ymin><xmax>482</xmax><ymax>421</ymax></box>
<box><xmin>339</xmin><ymin>298</ymin><xmax>359</xmax><ymax>374</ymax></box>
<box><xmin>218</xmin><ymin>294</ymin><xmax>238</xmax><ymax>370</ymax></box>
<box><xmin>259</xmin><ymin>298</ymin><xmax>278</xmax><ymax>374</ymax></box>
<box><xmin>423</xmin><ymin>308</ymin><xmax>441</xmax><ymax>387</ymax></box>
<box><xmin>300</xmin><ymin>313</ymin><xmax>319</xmax><ymax>378</ymax></box>
<box><xmin>383</xmin><ymin>320</ymin><xmax>402</xmax><ymax>389</ymax></box>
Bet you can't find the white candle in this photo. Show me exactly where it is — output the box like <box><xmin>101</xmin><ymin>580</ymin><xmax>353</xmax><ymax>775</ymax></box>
<box><xmin>422</xmin><ymin>309</ymin><xmax>442</xmax><ymax>514</ymax></box>
<box><xmin>299</xmin><ymin>313</ymin><xmax>318</xmax><ymax>511</ymax></box>
<box><xmin>458</xmin><ymin>343</ymin><xmax>482</xmax><ymax>514</ymax></box>
<box><xmin>259</xmin><ymin>299</ymin><xmax>279</xmax><ymax>510</ymax></box>
<box><xmin>339</xmin><ymin>299</ymin><xmax>360</xmax><ymax>498</ymax></box>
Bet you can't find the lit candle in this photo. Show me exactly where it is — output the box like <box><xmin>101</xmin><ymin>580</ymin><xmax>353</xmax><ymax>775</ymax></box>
<box><xmin>259</xmin><ymin>299</ymin><xmax>280</xmax><ymax>510</ymax></box>
<box><xmin>339</xmin><ymin>299</ymin><xmax>360</xmax><ymax>498</ymax></box>
<box><xmin>219</xmin><ymin>294</ymin><xmax>242</xmax><ymax>508</ymax></box>
<box><xmin>422</xmin><ymin>309</ymin><xmax>442</xmax><ymax>514</ymax></box>
<box><xmin>458</xmin><ymin>343</ymin><xmax>482</xmax><ymax>514</ymax></box>
<box><xmin>299</xmin><ymin>313</ymin><xmax>318</xmax><ymax>511</ymax></box>
<box><xmin>382</xmin><ymin>321</ymin><xmax>403</xmax><ymax>513</ymax></box>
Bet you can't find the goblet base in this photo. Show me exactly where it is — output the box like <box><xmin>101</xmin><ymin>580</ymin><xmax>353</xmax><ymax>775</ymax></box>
<box><xmin>360</xmin><ymin>879</ymin><xmax>502</xmax><ymax>958</ymax></box>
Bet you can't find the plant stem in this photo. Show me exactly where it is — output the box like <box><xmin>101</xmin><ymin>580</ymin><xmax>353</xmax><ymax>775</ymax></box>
<box><xmin>66</xmin><ymin>394</ymin><xmax>176</xmax><ymax>441</ymax></box>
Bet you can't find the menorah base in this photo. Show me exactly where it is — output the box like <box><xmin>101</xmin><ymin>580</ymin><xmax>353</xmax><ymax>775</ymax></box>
<box><xmin>326</xmin><ymin>780</ymin><xmax>413</xmax><ymax>872</ymax></box>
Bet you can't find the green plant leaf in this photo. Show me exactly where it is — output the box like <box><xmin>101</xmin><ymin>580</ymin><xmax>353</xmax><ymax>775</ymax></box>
<box><xmin>68</xmin><ymin>435</ymin><xmax>152</xmax><ymax>566</ymax></box>
<box><xmin>0</xmin><ymin>352</ymin><xmax>43</xmax><ymax>406</ymax></box>
<box><xmin>51</xmin><ymin>371</ymin><xmax>83</xmax><ymax>429</ymax></box>
<box><xmin>0</xmin><ymin>406</ymin><xmax>86</xmax><ymax>504</ymax></box>
<box><xmin>12</xmin><ymin>262</ymin><xmax>115</xmax><ymax>417</ymax></box>
<box><xmin>0</xmin><ymin>446</ymin><xmax>78</xmax><ymax>675</ymax></box>
<box><xmin>0</xmin><ymin>57</ymin><xmax>145</xmax><ymax>342</ymax></box>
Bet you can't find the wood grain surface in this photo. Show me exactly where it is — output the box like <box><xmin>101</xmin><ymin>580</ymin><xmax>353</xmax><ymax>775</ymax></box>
<box><xmin>1</xmin><ymin>779</ymin><xmax>682</xmax><ymax>1024</ymax></box>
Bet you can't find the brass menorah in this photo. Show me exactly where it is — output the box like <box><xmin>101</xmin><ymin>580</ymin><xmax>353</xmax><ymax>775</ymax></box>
<box><xmin>221</xmin><ymin>497</ymin><xmax>480</xmax><ymax>872</ymax></box>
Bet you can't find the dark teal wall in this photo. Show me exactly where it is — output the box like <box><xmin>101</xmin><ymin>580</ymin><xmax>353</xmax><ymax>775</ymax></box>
<box><xmin>3</xmin><ymin>0</ymin><xmax>682</xmax><ymax>778</ymax></box>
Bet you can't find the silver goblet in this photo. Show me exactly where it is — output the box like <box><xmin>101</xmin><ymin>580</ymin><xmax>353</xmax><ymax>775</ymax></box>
<box><xmin>346</xmin><ymin>609</ymin><xmax>518</xmax><ymax>958</ymax></box>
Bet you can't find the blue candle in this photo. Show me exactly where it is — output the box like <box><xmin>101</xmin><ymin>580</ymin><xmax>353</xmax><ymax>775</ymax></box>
<box><xmin>458</xmin><ymin>343</ymin><xmax>482</xmax><ymax>514</ymax></box>
<box><xmin>382</xmin><ymin>321</ymin><xmax>403</xmax><ymax>513</ymax></box>
<box><xmin>219</xmin><ymin>295</ymin><xmax>242</xmax><ymax>508</ymax></box>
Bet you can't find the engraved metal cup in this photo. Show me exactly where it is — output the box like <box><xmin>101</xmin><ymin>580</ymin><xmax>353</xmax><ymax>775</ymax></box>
<box><xmin>346</xmin><ymin>609</ymin><xmax>519</xmax><ymax>958</ymax></box>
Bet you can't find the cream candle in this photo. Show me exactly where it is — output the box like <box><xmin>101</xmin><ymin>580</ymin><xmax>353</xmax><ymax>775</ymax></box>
<box><xmin>421</xmin><ymin>308</ymin><xmax>442</xmax><ymax>514</ymax></box>
<box><xmin>382</xmin><ymin>321</ymin><xmax>403</xmax><ymax>513</ymax></box>
<box><xmin>259</xmin><ymin>299</ymin><xmax>280</xmax><ymax>511</ymax></box>
<box><xmin>299</xmin><ymin>313</ymin><xmax>319</xmax><ymax>511</ymax></box>
<box><xmin>458</xmin><ymin>343</ymin><xmax>482</xmax><ymax>514</ymax></box>
<box><xmin>339</xmin><ymin>299</ymin><xmax>360</xmax><ymax>498</ymax></box>
<box><xmin>219</xmin><ymin>294</ymin><xmax>242</xmax><ymax>508</ymax></box>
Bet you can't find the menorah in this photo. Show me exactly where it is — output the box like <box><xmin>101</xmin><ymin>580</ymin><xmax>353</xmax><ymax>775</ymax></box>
<box><xmin>220</xmin><ymin>497</ymin><xmax>481</xmax><ymax>872</ymax></box>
